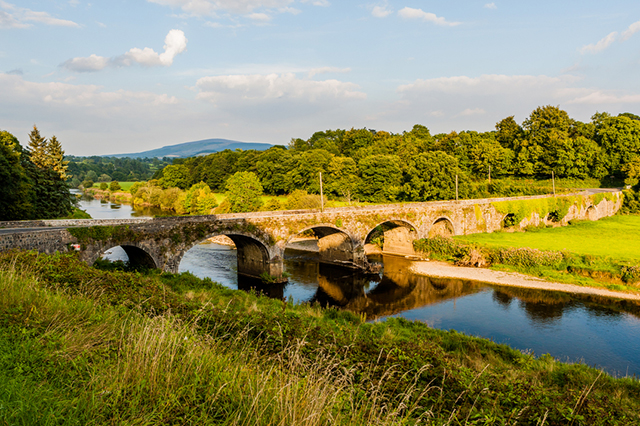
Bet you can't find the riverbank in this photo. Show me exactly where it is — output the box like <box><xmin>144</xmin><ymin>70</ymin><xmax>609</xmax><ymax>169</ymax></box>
<box><xmin>411</xmin><ymin>260</ymin><xmax>640</xmax><ymax>301</ymax></box>
<box><xmin>1</xmin><ymin>249</ymin><xmax>639</xmax><ymax>425</ymax></box>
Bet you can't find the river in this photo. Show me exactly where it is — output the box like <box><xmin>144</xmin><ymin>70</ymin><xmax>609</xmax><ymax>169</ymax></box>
<box><xmin>75</xmin><ymin>192</ymin><xmax>640</xmax><ymax>378</ymax></box>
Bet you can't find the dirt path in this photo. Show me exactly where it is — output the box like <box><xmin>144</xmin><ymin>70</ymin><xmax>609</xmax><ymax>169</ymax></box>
<box><xmin>410</xmin><ymin>261</ymin><xmax>640</xmax><ymax>301</ymax></box>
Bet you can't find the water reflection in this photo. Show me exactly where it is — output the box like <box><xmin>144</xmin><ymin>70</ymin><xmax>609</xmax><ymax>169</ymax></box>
<box><xmin>72</xmin><ymin>189</ymin><xmax>173</xmax><ymax>218</ymax></box>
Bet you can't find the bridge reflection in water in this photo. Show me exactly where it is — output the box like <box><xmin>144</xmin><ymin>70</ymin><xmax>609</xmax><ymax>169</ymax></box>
<box><xmin>179</xmin><ymin>242</ymin><xmax>640</xmax><ymax>323</ymax></box>
<box><xmin>177</xmin><ymin>241</ymin><xmax>640</xmax><ymax>376</ymax></box>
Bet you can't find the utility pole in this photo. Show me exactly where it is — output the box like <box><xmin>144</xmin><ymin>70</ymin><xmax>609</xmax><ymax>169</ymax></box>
<box><xmin>552</xmin><ymin>171</ymin><xmax>556</xmax><ymax>195</ymax></box>
<box><xmin>455</xmin><ymin>174</ymin><xmax>459</xmax><ymax>201</ymax></box>
<box><xmin>319</xmin><ymin>171</ymin><xmax>324</xmax><ymax>212</ymax></box>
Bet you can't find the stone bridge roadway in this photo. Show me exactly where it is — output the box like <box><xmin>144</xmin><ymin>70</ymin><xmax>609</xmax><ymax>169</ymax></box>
<box><xmin>0</xmin><ymin>190</ymin><xmax>623</xmax><ymax>282</ymax></box>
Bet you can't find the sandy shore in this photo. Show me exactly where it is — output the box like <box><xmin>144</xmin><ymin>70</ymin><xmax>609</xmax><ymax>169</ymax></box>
<box><xmin>410</xmin><ymin>261</ymin><xmax>640</xmax><ymax>301</ymax></box>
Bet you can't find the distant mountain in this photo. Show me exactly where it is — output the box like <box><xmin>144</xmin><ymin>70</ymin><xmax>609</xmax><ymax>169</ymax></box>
<box><xmin>107</xmin><ymin>138</ymin><xmax>275</xmax><ymax>158</ymax></box>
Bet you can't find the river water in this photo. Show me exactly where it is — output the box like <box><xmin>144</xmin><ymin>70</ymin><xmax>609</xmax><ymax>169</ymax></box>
<box><xmin>76</xmin><ymin>193</ymin><xmax>640</xmax><ymax>378</ymax></box>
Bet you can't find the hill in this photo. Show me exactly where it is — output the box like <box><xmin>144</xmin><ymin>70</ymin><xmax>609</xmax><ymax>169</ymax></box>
<box><xmin>107</xmin><ymin>138</ymin><xmax>274</xmax><ymax>158</ymax></box>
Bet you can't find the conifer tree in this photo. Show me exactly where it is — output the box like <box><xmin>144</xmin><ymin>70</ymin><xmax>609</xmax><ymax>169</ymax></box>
<box><xmin>47</xmin><ymin>135</ymin><xmax>70</xmax><ymax>180</ymax></box>
<box><xmin>28</xmin><ymin>125</ymin><xmax>48</xmax><ymax>169</ymax></box>
<box><xmin>24</xmin><ymin>125</ymin><xmax>73</xmax><ymax>219</ymax></box>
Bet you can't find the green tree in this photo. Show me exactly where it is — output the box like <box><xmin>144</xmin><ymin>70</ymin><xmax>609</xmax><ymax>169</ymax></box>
<box><xmin>401</xmin><ymin>151</ymin><xmax>468</xmax><ymax>201</ymax></box>
<box><xmin>622</xmin><ymin>157</ymin><xmax>640</xmax><ymax>187</ymax></box>
<box><xmin>109</xmin><ymin>181</ymin><xmax>122</xmax><ymax>192</ymax></box>
<box><xmin>495</xmin><ymin>116</ymin><xmax>524</xmax><ymax>150</ymax></box>
<box><xmin>47</xmin><ymin>135</ymin><xmax>69</xmax><ymax>180</ymax></box>
<box><xmin>358</xmin><ymin>154</ymin><xmax>403</xmax><ymax>202</ymax></box>
<box><xmin>594</xmin><ymin>114</ymin><xmax>640</xmax><ymax>175</ymax></box>
<box><xmin>256</xmin><ymin>147</ymin><xmax>292</xmax><ymax>195</ymax></box>
<box><xmin>224</xmin><ymin>172</ymin><xmax>263</xmax><ymax>213</ymax></box>
<box><xmin>469</xmin><ymin>139</ymin><xmax>514</xmax><ymax>178</ymax></box>
<box><xmin>160</xmin><ymin>164</ymin><xmax>190</xmax><ymax>189</ymax></box>
<box><xmin>100</xmin><ymin>182</ymin><xmax>108</xmax><ymax>190</ymax></box>
<box><xmin>0</xmin><ymin>130</ymin><xmax>34</xmax><ymax>220</ymax></box>
<box><xmin>285</xmin><ymin>149</ymin><xmax>333</xmax><ymax>194</ymax></box>
<box><xmin>26</xmin><ymin>126</ymin><xmax>73</xmax><ymax>219</ymax></box>
<box><xmin>325</xmin><ymin>156</ymin><xmax>360</xmax><ymax>203</ymax></box>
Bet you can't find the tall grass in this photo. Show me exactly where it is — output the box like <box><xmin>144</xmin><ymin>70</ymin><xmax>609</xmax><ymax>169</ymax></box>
<box><xmin>0</xmin><ymin>262</ymin><xmax>428</xmax><ymax>425</ymax></box>
<box><xmin>1</xmin><ymin>251</ymin><xmax>640</xmax><ymax>425</ymax></box>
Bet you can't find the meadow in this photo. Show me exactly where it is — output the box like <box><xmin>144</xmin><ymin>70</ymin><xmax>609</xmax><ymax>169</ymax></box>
<box><xmin>456</xmin><ymin>215</ymin><xmax>640</xmax><ymax>262</ymax></box>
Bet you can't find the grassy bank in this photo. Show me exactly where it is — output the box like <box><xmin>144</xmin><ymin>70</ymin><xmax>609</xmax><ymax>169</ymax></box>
<box><xmin>456</xmin><ymin>215</ymin><xmax>640</xmax><ymax>263</ymax></box>
<box><xmin>414</xmin><ymin>218</ymin><xmax>640</xmax><ymax>293</ymax></box>
<box><xmin>1</xmin><ymin>250</ymin><xmax>639</xmax><ymax>425</ymax></box>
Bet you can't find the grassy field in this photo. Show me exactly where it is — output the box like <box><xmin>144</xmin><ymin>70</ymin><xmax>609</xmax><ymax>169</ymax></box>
<box><xmin>92</xmin><ymin>181</ymin><xmax>136</xmax><ymax>191</ymax></box>
<box><xmin>1</xmin><ymin>250</ymin><xmax>639</xmax><ymax>425</ymax></box>
<box><xmin>456</xmin><ymin>215</ymin><xmax>640</xmax><ymax>262</ymax></box>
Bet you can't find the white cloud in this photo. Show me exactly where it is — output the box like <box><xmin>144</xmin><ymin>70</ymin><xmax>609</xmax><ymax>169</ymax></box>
<box><xmin>372</xmin><ymin>5</ymin><xmax>392</xmax><ymax>18</ymax></box>
<box><xmin>196</xmin><ymin>73</ymin><xmax>365</xmax><ymax>104</ymax></box>
<box><xmin>300</xmin><ymin>0</ymin><xmax>329</xmax><ymax>6</ymax></box>
<box><xmin>0</xmin><ymin>73</ymin><xmax>184</xmax><ymax>153</ymax></box>
<box><xmin>307</xmin><ymin>66</ymin><xmax>350</xmax><ymax>77</ymax></box>
<box><xmin>0</xmin><ymin>1</ymin><xmax>80</xmax><ymax>28</ymax></box>
<box><xmin>483</xmin><ymin>3</ymin><xmax>496</xmax><ymax>9</ymax></box>
<box><xmin>248</xmin><ymin>12</ymin><xmax>271</xmax><ymax>21</ymax></box>
<box><xmin>566</xmin><ymin>91</ymin><xmax>640</xmax><ymax>105</ymax></box>
<box><xmin>580</xmin><ymin>31</ymin><xmax>617</xmax><ymax>54</ymax></box>
<box><xmin>397</xmin><ymin>7</ymin><xmax>460</xmax><ymax>27</ymax></box>
<box><xmin>459</xmin><ymin>108</ymin><xmax>485</xmax><ymax>116</ymax></box>
<box><xmin>148</xmin><ymin>0</ymin><xmax>295</xmax><ymax>15</ymax></box>
<box><xmin>61</xmin><ymin>54</ymin><xmax>110</xmax><ymax>72</ymax></box>
<box><xmin>62</xmin><ymin>29</ymin><xmax>187</xmax><ymax>72</ymax></box>
<box><xmin>279</xmin><ymin>6</ymin><xmax>301</xmax><ymax>14</ymax></box>
<box><xmin>621</xmin><ymin>19</ymin><xmax>640</xmax><ymax>41</ymax></box>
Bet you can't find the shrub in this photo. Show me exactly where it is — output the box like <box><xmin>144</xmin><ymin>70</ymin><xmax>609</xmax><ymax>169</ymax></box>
<box><xmin>109</xmin><ymin>181</ymin><xmax>122</xmax><ymax>192</ymax></box>
<box><xmin>99</xmin><ymin>182</ymin><xmax>108</xmax><ymax>190</ymax></box>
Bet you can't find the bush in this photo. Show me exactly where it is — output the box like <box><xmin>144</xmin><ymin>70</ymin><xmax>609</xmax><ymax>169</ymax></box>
<box><xmin>81</xmin><ymin>180</ymin><xmax>94</xmax><ymax>189</ymax></box>
<box><xmin>263</xmin><ymin>198</ymin><xmax>284</xmax><ymax>211</ymax></box>
<box><xmin>285</xmin><ymin>190</ymin><xmax>322</xmax><ymax>210</ymax></box>
<box><xmin>99</xmin><ymin>182</ymin><xmax>108</xmax><ymax>191</ymax></box>
<box><xmin>109</xmin><ymin>181</ymin><xmax>122</xmax><ymax>192</ymax></box>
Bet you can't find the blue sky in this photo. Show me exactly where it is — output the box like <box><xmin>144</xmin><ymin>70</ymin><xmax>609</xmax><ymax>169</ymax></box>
<box><xmin>2</xmin><ymin>0</ymin><xmax>640</xmax><ymax>155</ymax></box>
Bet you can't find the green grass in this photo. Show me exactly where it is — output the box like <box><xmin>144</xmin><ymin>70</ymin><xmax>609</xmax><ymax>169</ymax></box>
<box><xmin>1</xmin><ymin>250</ymin><xmax>640</xmax><ymax>425</ymax></box>
<box><xmin>456</xmin><ymin>215</ymin><xmax>640</xmax><ymax>262</ymax></box>
<box><xmin>92</xmin><ymin>181</ymin><xmax>135</xmax><ymax>191</ymax></box>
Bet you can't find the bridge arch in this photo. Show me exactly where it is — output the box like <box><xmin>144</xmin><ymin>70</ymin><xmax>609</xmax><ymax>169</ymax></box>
<box><xmin>286</xmin><ymin>224</ymin><xmax>361</xmax><ymax>269</ymax></box>
<box><xmin>176</xmin><ymin>231</ymin><xmax>280</xmax><ymax>280</ymax></box>
<box><xmin>91</xmin><ymin>243</ymin><xmax>160</xmax><ymax>270</ymax></box>
<box><xmin>365</xmin><ymin>219</ymin><xmax>419</xmax><ymax>256</ymax></box>
<box><xmin>428</xmin><ymin>217</ymin><xmax>456</xmax><ymax>238</ymax></box>
<box><xmin>586</xmin><ymin>205</ymin><xmax>597</xmax><ymax>221</ymax></box>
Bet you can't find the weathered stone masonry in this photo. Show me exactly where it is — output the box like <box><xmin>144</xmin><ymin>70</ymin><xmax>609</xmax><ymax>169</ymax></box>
<box><xmin>0</xmin><ymin>191</ymin><xmax>623</xmax><ymax>281</ymax></box>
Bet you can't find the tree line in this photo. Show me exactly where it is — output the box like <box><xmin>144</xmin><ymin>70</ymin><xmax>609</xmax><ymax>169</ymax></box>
<box><xmin>67</xmin><ymin>156</ymin><xmax>171</xmax><ymax>188</ymax></box>
<box><xmin>154</xmin><ymin>106</ymin><xmax>640</xmax><ymax>205</ymax></box>
<box><xmin>0</xmin><ymin>126</ymin><xmax>73</xmax><ymax>221</ymax></box>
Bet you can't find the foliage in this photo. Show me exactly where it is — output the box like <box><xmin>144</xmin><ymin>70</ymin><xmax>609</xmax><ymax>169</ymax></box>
<box><xmin>224</xmin><ymin>171</ymin><xmax>263</xmax><ymax>213</ymax></box>
<box><xmin>66</xmin><ymin>155</ymin><xmax>170</xmax><ymax>186</ymax></box>
<box><xmin>0</xmin><ymin>130</ymin><xmax>34</xmax><ymax>220</ymax></box>
<box><xmin>99</xmin><ymin>182</ymin><xmax>108</xmax><ymax>190</ymax></box>
<box><xmin>284</xmin><ymin>189</ymin><xmax>322</xmax><ymax>210</ymax></box>
<box><xmin>109</xmin><ymin>181</ymin><xmax>122</xmax><ymax>192</ymax></box>
<box><xmin>21</xmin><ymin>126</ymin><xmax>74</xmax><ymax>220</ymax></box>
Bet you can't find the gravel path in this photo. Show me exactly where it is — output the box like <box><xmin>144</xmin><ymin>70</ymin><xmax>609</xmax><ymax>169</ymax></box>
<box><xmin>410</xmin><ymin>261</ymin><xmax>640</xmax><ymax>301</ymax></box>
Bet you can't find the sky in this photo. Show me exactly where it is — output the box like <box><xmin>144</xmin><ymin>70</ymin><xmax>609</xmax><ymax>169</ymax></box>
<box><xmin>2</xmin><ymin>1</ymin><xmax>640</xmax><ymax>156</ymax></box>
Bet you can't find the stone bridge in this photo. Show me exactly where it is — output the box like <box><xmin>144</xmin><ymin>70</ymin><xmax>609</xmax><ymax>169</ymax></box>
<box><xmin>0</xmin><ymin>190</ymin><xmax>623</xmax><ymax>282</ymax></box>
